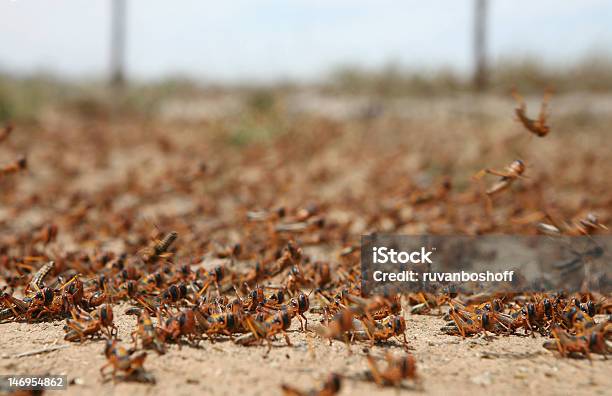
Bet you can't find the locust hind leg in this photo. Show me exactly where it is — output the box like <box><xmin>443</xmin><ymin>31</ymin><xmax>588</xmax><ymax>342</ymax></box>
<box><xmin>365</xmin><ymin>355</ymin><xmax>384</xmax><ymax>386</ymax></box>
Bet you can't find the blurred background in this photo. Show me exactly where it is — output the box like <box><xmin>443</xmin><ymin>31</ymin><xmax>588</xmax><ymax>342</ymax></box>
<box><xmin>1</xmin><ymin>0</ymin><xmax>612</xmax><ymax>121</ymax></box>
<box><xmin>1</xmin><ymin>0</ymin><xmax>611</xmax><ymax>237</ymax></box>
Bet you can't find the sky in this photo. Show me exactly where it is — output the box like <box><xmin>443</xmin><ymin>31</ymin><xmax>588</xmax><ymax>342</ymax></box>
<box><xmin>0</xmin><ymin>0</ymin><xmax>611</xmax><ymax>82</ymax></box>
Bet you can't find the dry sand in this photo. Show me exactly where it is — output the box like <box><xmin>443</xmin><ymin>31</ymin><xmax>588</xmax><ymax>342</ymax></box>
<box><xmin>1</xmin><ymin>306</ymin><xmax>610</xmax><ymax>396</ymax></box>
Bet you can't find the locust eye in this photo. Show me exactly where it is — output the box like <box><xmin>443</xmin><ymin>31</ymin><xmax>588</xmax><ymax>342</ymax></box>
<box><xmin>331</xmin><ymin>375</ymin><xmax>341</xmax><ymax>391</ymax></box>
<box><xmin>585</xmin><ymin>301</ymin><xmax>595</xmax><ymax>317</ymax></box>
<box><xmin>401</xmin><ymin>357</ymin><xmax>409</xmax><ymax>373</ymax></box>
<box><xmin>100</xmin><ymin>307</ymin><xmax>108</xmax><ymax>322</ymax></box>
<box><xmin>527</xmin><ymin>304</ymin><xmax>535</xmax><ymax>316</ymax></box>
<box><xmin>44</xmin><ymin>288</ymin><xmax>54</xmax><ymax>303</ymax></box>
<box><xmin>481</xmin><ymin>313</ymin><xmax>490</xmax><ymax>328</ymax></box>
<box><xmin>214</xmin><ymin>266</ymin><xmax>224</xmax><ymax>280</ymax></box>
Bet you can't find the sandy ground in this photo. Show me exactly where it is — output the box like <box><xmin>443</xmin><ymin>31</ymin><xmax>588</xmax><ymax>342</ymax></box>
<box><xmin>1</xmin><ymin>306</ymin><xmax>610</xmax><ymax>396</ymax></box>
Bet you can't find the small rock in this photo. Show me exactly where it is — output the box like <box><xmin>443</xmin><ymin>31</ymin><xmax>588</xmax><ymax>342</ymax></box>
<box><xmin>69</xmin><ymin>377</ymin><xmax>85</xmax><ymax>385</ymax></box>
<box><xmin>471</xmin><ymin>372</ymin><xmax>492</xmax><ymax>386</ymax></box>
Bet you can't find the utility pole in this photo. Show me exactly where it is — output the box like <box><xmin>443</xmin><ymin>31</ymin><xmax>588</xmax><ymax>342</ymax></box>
<box><xmin>473</xmin><ymin>0</ymin><xmax>488</xmax><ymax>91</ymax></box>
<box><xmin>110</xmin><ymin>0</ymin><xmax>127</xmax><ymax>87</ymax></box>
